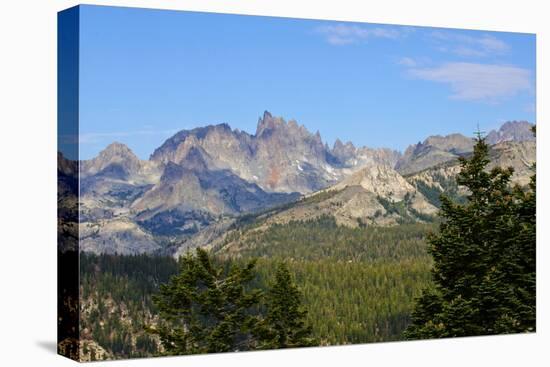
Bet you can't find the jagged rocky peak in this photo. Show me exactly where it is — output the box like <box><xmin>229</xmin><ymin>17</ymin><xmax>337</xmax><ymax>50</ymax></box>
<box><xmin>255</xmin><ymin>111</ymin><xmax>311</xmax><ymax>138</ymax></box>
<box><xmin>76</xmin><ymin>113</ymin><xmax>537</xmax><ymax>255</ymax></box>
<box><xmin>486</xmin><ymin>120</ymin><xmax>535</xmax><ymax>145</ymax></box>
<box><xmin>331</xmin><ymin>139</ymin><xmax>400</xmax><ymax>170</ymax></box>
<box><xmin>256</xmin><ymin>110</ymin><xmax>281</xmax><ymax>137</ymax></box>
<box><xmin>81</xmin><ymin>142</ymin><xmax>142</xmax><ymax>177</ymax></box>
<box><xmin>152</xmin><ymin>124</ymin><xmax>220</xmax><ymax>161</ymax></box>
<box><xmin>99</xmin><ymin>142</ymin><xmax>139</xmax><ymax>162</ymax></box>
<box><xmin>332</xmin><ymin>138</ymin><xmax>357</xmax><ymax>157</ymax></box>
<box><xmin>333</xmin><ymin>138</ymin><xmax>356</xmax><ymax>150</ymax></box>
<box><xmin>363</xmin><ymin>147</ymin><xmax>402</xmax><ymax>168</ymax></box>
<box><xmin>150</xmin><ymin>123</ymin><xmax>256</xmax><ymax>176</ymax></box>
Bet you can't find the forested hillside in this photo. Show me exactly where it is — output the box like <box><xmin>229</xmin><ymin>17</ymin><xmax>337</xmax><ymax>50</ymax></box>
<box><xmin>79</xmin><ymin>219</ymin><xmax>434</xmax><ymax>358</ymax></box>
<box><xmin>80</xmin><ymin>254</ymin><xmax>179</xmax><ymax>359</ymax></box>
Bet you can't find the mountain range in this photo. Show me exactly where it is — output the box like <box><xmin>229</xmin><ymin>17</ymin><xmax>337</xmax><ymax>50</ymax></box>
<box><xmin>61</xmin><ymin>112</ymin><xmax>535</xmax><ymax>255</ymax></box>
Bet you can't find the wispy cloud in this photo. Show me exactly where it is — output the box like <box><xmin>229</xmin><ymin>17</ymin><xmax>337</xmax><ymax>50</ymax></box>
<box><xmin>430</xmin><ymin>31</ymin><xmax>510</xmax><ymax>58</ymax></box>
<box><xmin>80</xmin><ymin>128</ymin><xmax>179</xmax><ymax>144</ymax></box>
<box><xmin>316</xmin><ymin>24</ymin><xmax>404</xmax><ymax>45</ymax></box>
<box><xmin>396</xmin><ymin>56</ymin><xmax>432</xmax><ymax>68</ymax></box>
<box><xmin>408</xmin><ymin>62</ymin><xmax>532</xmax><ymax>103</ymax></box>
<box><xmin>397</xmin><ymin>57</ymin><xmax>418</xmax><ymax>67</ymax></box>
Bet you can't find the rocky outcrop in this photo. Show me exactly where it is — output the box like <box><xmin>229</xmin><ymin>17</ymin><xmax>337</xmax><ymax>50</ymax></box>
<box><xmin>334</xmin><ymin>164</ymin><xmax>422</xmax><ymax>201</ymax></box>
<box><xmin>79</xmin><ymin>217</ymin><xmax>161</xmax><ymax>255</ymax></box>
<box><xmin>488</xmin><ymin>140</ymin><xmax>536</xmax><ymax>186</ymax></box>
<box><xmin>214</xmin><ymin>163</ymin><xmax>438</xmax><ymax>233</ymax></box>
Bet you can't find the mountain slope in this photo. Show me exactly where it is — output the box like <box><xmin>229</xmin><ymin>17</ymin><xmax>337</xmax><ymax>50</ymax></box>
<box><xmin>395</xmin><ymin>121</ymin><xmax>535</xmax><ymax>176</ymax></box>
<box><xmin>173</xmin><ymin>137</ymin><xmax>536</xmax><ymax>256</ymax></box>
<box><xmin>174</xmin><ymin>163</ymin><xmax>438</xmax><ymax>255</ymax></box>
<box><xmin>406</xmin><ymin>140</ymin><xmax>536</xmax><ymax>208</ymax></box>
<box><xmin>395</xmin><ymin>133</ymin><xmax>474</xmax><ymax>175</ymax></box>
<box><xmin>132</xmin><ymin>161</ymin><xmax>300</xmax><ymax>236</ymax></box>
<box><xmin>79</xmin><ymin>143</ymin><xmax>299</xmax><ymax>254</ymax></box>
<box><xmin>80</xmin><ymin>143</ymin><xmax>162</xmax><ymax>222</ymax></box>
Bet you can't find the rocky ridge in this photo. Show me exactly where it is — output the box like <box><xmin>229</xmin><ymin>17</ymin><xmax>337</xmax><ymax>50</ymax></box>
<box><xmin>66</xmin><ymin>115</ymin><xmax>535</xmax><ymax>255</ymax></box>
<box><xmin>395</xmin><ymin>121</ymin><xmax>535</xmax><ymax>176</ymax></box>
<box><xmin>150</xmin><ymin>111</ymin><xmax>401</xmax><ymax>194</ymax></box>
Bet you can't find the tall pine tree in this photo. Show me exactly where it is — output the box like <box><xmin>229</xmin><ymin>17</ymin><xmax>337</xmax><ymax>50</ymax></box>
<box><xmin>255</xmin><ymin>263</ymin><xmax>316</xmax><ymax>349</ymax></box>
<box><xmin>148</xmin><ymin>248</ymin><xmax>262</xmax><ymax>355</ymax></box>
<box><xmin>404</xmin><ymin>131</ymin><xmax>536</xmax><ymax>339</ymax></box>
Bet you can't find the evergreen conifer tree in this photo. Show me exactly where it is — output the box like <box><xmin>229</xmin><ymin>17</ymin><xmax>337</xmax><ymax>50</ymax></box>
<box><xmin>404</xmin><ymin>131</ymin><xmax>536</xmax><ymax>339</ymax></box>
<box><xmin>255</xmin><ymin>263</ymin><xmax>316</xmax><ymax>348</ymax></box>
<box><xmin>149</xmin><ymin>248</ymin><xmax>262</xmax><ymax>354</ymax></box>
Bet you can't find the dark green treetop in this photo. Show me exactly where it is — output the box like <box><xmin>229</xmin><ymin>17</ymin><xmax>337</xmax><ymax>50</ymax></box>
<box><xmin>149</xmin><ymin>248</ymin><xmax>261</xmax><ymax>355</ymax></box>
<box><xmin>255</xmin><ymin>263</ymin><xmax>316</xmax><ymax>349</ymax></box>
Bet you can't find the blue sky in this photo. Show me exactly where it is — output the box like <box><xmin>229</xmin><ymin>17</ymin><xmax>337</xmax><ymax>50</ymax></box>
<box><xmin>78</xmin><ymin>5</ymin><xmax>536</xmax><ymax>159</ymax></box>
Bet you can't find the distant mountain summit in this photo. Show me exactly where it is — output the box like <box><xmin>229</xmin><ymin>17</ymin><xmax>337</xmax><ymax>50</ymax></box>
<box><xmin>395</xmin><ymin>133</ymin><xmax>474</xmax><ymax>175</ymax></box>
<box><xmin>395</xmin><ymin>121</ymin><xmax>535</xmax><ymax>176</ymax></box>
<box><xmin>150</xmin><ymin>111</ymin><xmax>400</xmax><ymax>194</ymax></box>
<box><xmin>81</xmin><ymin>142</ymin><xmax>162</xmax><ymax>183</ymax></box>
<box><xmin>331</xmin><ymin>138</ymin><xmax>401</xmax><ymax>171</ymax></box>
<box><xmin>486</xmin><ymin>120</ymin><xmax>535</xmax><ymax>145</ymax></box>
<box><xmin>82</xmin><ymin>142</ymin><xmax>141</xmax><ymax>177</ymax></box>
